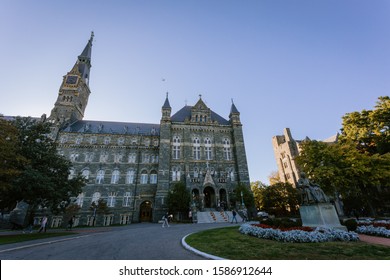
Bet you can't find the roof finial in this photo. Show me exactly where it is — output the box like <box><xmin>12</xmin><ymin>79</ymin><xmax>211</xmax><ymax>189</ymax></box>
<box><xmin>90</xmin><ymin>31</ymin><xmax>94</xmax><ymax>43</ymax></box>
<box><xmin>166</xmin><ymin>92</ymin><xmax>169</xmax><ymax>98</ymax></box>
<box><xmin>199</xmin><ymin>94</ymin><xmax>202</xmax><ymax>99</ymax></box>
<box><xmin>231</xmin><ymin>98</ymin><xmax>234</xmax><ymax>104</ymax></box>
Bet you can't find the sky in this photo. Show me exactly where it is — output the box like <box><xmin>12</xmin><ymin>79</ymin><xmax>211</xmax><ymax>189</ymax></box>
<box><xmin>1</xmin><ymin>0</ymin><xmax>389</xmax><ymax>184</ymax></box>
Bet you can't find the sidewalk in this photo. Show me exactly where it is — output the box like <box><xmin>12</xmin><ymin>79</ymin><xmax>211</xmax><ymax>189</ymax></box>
<box><xmin>358</xmin><ymin>234</ymin><xmax>390</xmax><ymax>247</ymax></box>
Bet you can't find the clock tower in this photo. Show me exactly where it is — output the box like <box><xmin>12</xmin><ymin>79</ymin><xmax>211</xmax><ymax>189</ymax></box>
<box><xmin>48</xmin><ymin>32</ymin><xmax>94</xmax><ymax>126</ymax></box>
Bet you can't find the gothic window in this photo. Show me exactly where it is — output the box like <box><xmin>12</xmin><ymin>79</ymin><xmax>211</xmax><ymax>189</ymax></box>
<box><xmin>230</xmin><ymin>168</ymin><xmax>235</xmax><ymax>181</ymax></box>
<box><xmin>144</xmin><ymin>139</ymin><xmax>150</xmax><ymax>146</ymax></box>
<box><xmin>99</xmin><ymin>152</ymin><xmax>109</xmax><ymax>163</ymax></box>
<box><xmin>104</xmin><ymin>137</ymin><xmax>111</xmax><ymax>145</ymax></box>
<box><xmin>283</xmin><ymin>162</ymin><xmax>288</xmax><ymax>169</ymax></box>
<box><xmin>204</xmin><ymin>137</ymin><xmax>212</xmax><ymax>160</ymax></box>
<box><xmin>96</xmin><ymin>170</ymin><xmax>105</xmax><ymax>184</ymax></box>
<box><xmin>128</xmin><ymin>153</ymin><xmax>136</xmax><ymax>163</ymax></box>
<box><xmin>153</xmin><ymin>139</ymin><xmax>159</xmax><ymax>146</ymax></box>
<box><xmin>91</xmin><ymin>192</ymin><xmax>101</xmax><ymax>205</ymax></box>
<box><xmin>114</xmin><ymin>153</ymin><xmax>123</xmax><ymax>163</ymax></box>
<box><xmin>142</xmin><ymin>153</ymin><xmax>150</xmax><ymax>163</ymax></box>
<box><xmin>82</xmin><ymin>169</ymin><xmax>90</xmax><ymax>180</ymax></box>
<box><xmin>140</xmin><ymin>170</ymin><xmax>148</xmax><ymax>184</ymax></box>
<box><xmin>84</xmin><ymin>152</ymin><xmax>94</xmax><ymax>162</ymax></box>
<box><xmin>107</xmin><ymin>192</ymin><xmax>117</xmax><ymax>207</ymax></box>
<box><xmin>131</xmin><ymin>138</ymin><xmax>137</xmax><ymax>145</ymax></box>
<box><xmin>194</xmin><ymin>167</ymin><xmax>199</xmax><ymax>178</ymax></box>
<box><xmin>193</xmin><ymin>137</ymin><xmax>201</xmax><ymax>160</ymax></box>
<box><xmin>70</xmin><ymin>153</ymin><xmax>79</xmax><ymax>162</ymax></box>
<box><xmin>60</xmin><ymin>135</ymin><xmax>68</xmax><ymax>144</ymax></box>
<box><xmin>172</xmin><ymin>167</ymin><xmax>181</xmax><ymax>181</ymax></box>
<box><xmin>223</xmin><ymin>138</ymin><xmax>232</xmax><ymax>161</ymax></box>
<box><xmin>123</xmin><ymin>192</ymin><xmax>132</xmax><ymax>207</ymax></box>
<box><xmin>111</xmin><ymin>170</ymin><xmax>120</xmax><ymax>184</ymax></box>
<box><xmin>118</xmin><ymin>137</ymin><xmax>125</xmax><ymax>145</ymax></box>
<box><xmin>150</xmin><ymin>170</ymin><xmax>158</xmax><ymax>184</ymax></box>
<box><xmin>90</xmin><ymin>136</ymin><xmax>97</xmax><ymax>144</ymax></box>
<box><xmin>76</xmin><ymin>193</ymin><xmax>84</xmax><ymax>208</ymax></box>
<box><xmin>173</xmin><ymin>136</ymin><xmax>181</xmax><ymax>159</ymax></box>
<box><xmin>75</xmin><ymin>136</ymin><xmax>83</xmax><ymax>145</ymax></box>
<box><xmin>126</xmin><ymin>170</ymin><xmax>135</xmax><ymax>184</ymax></box>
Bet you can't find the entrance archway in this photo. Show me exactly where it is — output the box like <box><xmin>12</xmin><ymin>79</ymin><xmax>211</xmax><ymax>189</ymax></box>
<box><xmin>139</xmin><ymin>201</ymin><xmax>153</xmax><ymax>222</ymax></box>
<box><xmin>203</xmin><ymin>186</ymin><xmax>216</xmax><ymax>208</ymax></box>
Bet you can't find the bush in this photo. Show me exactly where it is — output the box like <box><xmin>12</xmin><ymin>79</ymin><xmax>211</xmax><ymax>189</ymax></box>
<box><xmin>342</xmin><ymin>219</ymin><xmax>358</xmax><ymax>232</ymax></box>
<box><xmin>261</xmin><ymin>218</ymin><xmax>302</xmax><ymax>228</ymax></box>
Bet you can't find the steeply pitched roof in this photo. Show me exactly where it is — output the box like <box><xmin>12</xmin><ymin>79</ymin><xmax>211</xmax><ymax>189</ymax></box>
<box><xmin>61</xmin><ymin>120</ymin><xmax>160</xmax><ymax>136</ymax></box>
<box><xmin>171</xmin><ymin>106</ymin><xmax>230</xmax><ymax>125</ymax></box>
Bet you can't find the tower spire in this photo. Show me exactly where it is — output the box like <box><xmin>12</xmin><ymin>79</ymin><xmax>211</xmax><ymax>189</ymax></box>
<box><xmin>77</xmin><ymin>32</ymin><xmax>94</xmax><ymax>85</ymax></box>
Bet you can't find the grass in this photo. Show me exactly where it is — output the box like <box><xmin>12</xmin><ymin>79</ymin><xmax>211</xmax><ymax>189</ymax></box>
<box><xmin>0</xmin><ymin>232</ymin><xmax>76</xmax><ymax>245</ymax></box>
<box><xmin>185</xmin><ymin>226</ymin><xmax>390</xmax><ymax>260</ymax></box>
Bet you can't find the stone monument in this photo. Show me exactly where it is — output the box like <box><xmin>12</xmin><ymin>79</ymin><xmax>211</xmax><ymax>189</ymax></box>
<box><xmin>297</xmin><ymin>172</ymin><xmax>346</xmax><ymax>231</ymax></box>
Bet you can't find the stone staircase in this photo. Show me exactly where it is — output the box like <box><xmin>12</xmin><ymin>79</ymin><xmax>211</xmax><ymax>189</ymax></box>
<box><xmin>196</xmin><ymin>211</ymin><xmax>243</xmax><ymax>223</ymax></box>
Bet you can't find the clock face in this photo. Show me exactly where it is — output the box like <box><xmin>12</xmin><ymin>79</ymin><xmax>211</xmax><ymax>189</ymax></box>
<box><xmin>66</xmin><ymin>75</ymin><xmax>78</xmax><ymax>84</ymax></box>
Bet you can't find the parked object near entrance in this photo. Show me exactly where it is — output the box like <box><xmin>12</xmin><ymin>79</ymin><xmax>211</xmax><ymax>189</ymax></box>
<box><xmin>297</xmin><ymin>173</ymin><xmax>346</xmax><ymax>231</ymax></box>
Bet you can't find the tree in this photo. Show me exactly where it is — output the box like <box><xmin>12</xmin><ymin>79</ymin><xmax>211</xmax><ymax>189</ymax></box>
<box><xmin>296</xmin><ymin>96</ymin><xmax>390</xmax><ymax>216</ymax></box>
<box><xmin>0</xmin><ymin>117</ymin><xmax>27</xmax><ymax>210</ymax></box>
<box><xmin>340</xmin><ymin>96</ymin><xmax>390</xmax><ymax>155</ymax></box>
<box><xmin>251</xmin><ymin>181</ymin><xmax>299</xmax><ymax>216</ymax></box>
<box><xmin>167</xmin><ymin>182</ymin><xmax>191</xmax><ymax>221</ymax></box>
<box><xmin>1</xmin><ymin>117</ymin><xmax>85</xmax><ymax>214</ymax></box>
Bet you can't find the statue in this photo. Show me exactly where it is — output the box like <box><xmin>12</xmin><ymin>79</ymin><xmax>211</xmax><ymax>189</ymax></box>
<box><xmin>297</xmin><ymin>172</ymin><xmax>329</xmax><ymax>205</ymax></box>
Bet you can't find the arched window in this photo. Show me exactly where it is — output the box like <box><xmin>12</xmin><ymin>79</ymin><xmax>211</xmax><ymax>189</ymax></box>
<box><xmin>150</xmin><ymin>170</ymin><xmax>158</xmax><ymax>184</ymax></box>
<box><xmin>172</xmin><ymin>167</ymin><xmax>181</xmax><ymax>181</ymax></box>
<box><xmin>223</xmin><ymin>138</ymin><xmax>232</xmax><ymax>160</ymax></box>
<box><xmin>82</xmin><ymin>169</ymin><xmax>90</xmax><ymax>180</ymax></box>
<box><xmin>126</xmin><ymin>170</ymin><xmax>135</xmax><ymax>184</ymax></box>
<box><xmin>204</xmin><ymin>137</ymin><xmax>212</xmax><ymax>160</ymax></box>
<box><xmin>193</xmin><ymin>137</ymin><xmax>200</xmax><ymax>160</ymax></box>
<box><xmin>111</xmin><ymin>170</ymin><xmax>120</xmax><ymax>184</ymax></box>
<box><xmin>91</xmin><ymin>192</ymin><xmax>101</xmax><ymax>205</ymax></box>
<box><xmin>96</xmin><ymin>170</ymin><xmax>105</xmax><ymax>184</ymax></box>
<box><xmin>140</xmin><ymin>170</ymin><xmax>148</xmax><ymax>184</ymax></box>
<box><xmin>76</xmin><ymin>193</ymin><xmax>84</xmax><ymax>207</ymax></box>
<box><xmin>104</xmin><ymin>137</ymin><xmax>111</xmax><ymax>145</ymax></box>
<box><xmin>173</xmin><ymin>136</ymin><xmax>181</xmax><ymax>159</ymax></box>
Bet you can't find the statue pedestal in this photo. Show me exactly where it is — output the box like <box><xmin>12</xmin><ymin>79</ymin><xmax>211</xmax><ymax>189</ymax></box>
<box><xmin>299</xmin><ymin>203</ymin><xmax>347</xmax><ymax>231</ymax></box>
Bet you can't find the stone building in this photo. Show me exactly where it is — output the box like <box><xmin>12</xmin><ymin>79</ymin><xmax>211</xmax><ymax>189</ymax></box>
<box><xmin>272</xmin><ymin>128</ymin><xmax>338</xmax><ymax>187</ymax></box>
<box><xmin>44</xmin><ymin>34</ymin><xmax>250</xmax><ymax>226</ymax></box>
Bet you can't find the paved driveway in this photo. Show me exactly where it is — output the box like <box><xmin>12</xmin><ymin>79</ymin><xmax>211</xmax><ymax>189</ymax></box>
<box><xmin>0</xmin><ymin>223</ymin><xmax>236</xmax><ymax>260</ymax></box>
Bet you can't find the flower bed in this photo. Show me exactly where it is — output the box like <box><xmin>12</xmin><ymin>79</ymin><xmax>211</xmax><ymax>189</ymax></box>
<box><xmin>356</xmin><ymin>220</ymin><xmax>390</xmax><ymax>238</ymax></box>
<box><xmin>239</xmin><ymin>223</ymin><xmax>359</xmax><ymax>243</ymax></box>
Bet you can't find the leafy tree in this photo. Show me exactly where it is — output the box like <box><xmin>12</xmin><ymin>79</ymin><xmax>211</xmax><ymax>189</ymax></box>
<box><xmin>1</xmin><ymin>117</ymin><xmax>85</xmax><ymax>214</ymax></box>
<box><xmin>296</xmin><ymin>96</ymin><xmax>390</xmax><ymax>216</ymax></box>
<box><xmin>167</xmin><ymin>182</ymin><xmax>191</xmax><ymax>220</ymax></box>
<box><xmin>251</xmin><ymin>181</ymin><xmax>299</xmax><ymax>216</ymax></box>
<box><xmin>0</xmin><ymin>117</ymin><xmax>27</xmax><ymax>210</ymax></box>
<box><xmin>340</xmin><ymin>96</ymin><xmax>390</xmax><ymax>155</ymax></box>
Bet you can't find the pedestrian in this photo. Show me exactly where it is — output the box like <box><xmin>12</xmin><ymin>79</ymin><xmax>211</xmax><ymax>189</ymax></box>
<box><xmin>38</xmin><ymin>215</ymin><xmax>48</xmax><ymax>233</ymax></box>
<box><xmin>188</xmin><ymin>210</ymin><xmax>192</xmax><ymax>223</ymax></box>
<box><xmin>231</xmin><ymin>209</ymin><xmax>238</xmax><ymax>224</ymax></box>
<box><xmin>67</xmin><ymin>215</ymin><xmax>75</xmax><ymax>230</ymax></box>
<box><xmin>162</xmin><ymin>212</ymin><xmax>170</xmax><ymax>228</ymax></box>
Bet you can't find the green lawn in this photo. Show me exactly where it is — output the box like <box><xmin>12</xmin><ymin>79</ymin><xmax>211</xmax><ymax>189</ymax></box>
<box><xmin>0</xmin><ymin>232</ymin><xmax>76</xmax><ymax>245</ymax></box>
<box><xmin>185</xmin><ymin>226</ymin><xmax>390</xmax><ymax>260</ymax></box>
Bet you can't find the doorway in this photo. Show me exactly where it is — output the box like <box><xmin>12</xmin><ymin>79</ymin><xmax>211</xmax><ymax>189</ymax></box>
<box><xmin>139</xmin><ymin>201</ymin><xmax>153</xmax><ymax>222</ymax></box>
<box><xmin>203</xmin><ymin>186</ymin><xmax>216</xmax><ymax>208</ymax></box>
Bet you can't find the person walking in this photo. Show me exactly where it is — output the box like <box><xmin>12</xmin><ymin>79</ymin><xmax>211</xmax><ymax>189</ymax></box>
<box><xmin>38</xmin><ymin>215</ymin><xmax>48</xmax><ymax>233</ymax></box>
<box><xmin>162</xmin><ymin>212</ymin><xmax>170</xmax><ymax>228</ymax></box>
<box><xmin>67</xmin><ymin>216</ymin><xmax>75</xmax><ymax>231</ymax></box>
<box><xmin>231</xmin><ymin>209</ymin><xmax>238</xmax><ymax>224</ymax></box>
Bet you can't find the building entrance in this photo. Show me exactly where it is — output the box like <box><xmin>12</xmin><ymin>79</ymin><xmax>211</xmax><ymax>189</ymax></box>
<box><xmin>203</xmin><ymin>187</ymin><xmax>216</xmax><ymax>208</ymax></box>
<box><xmin>139</xmin><ymin>201</ymin><xmax>152</xmax><ymax>222</ymax></box>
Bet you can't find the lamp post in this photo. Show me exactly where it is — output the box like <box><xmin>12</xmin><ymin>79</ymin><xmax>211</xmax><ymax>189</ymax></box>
<box><xmin>241</xmin><ymin>191</ymin><xmax>245</xmax><ymax>209</ymax></box>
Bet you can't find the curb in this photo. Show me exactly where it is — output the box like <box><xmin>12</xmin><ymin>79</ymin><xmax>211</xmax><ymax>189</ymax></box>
<box><xmin>181</xmin><ymin>233</ymin><xmax>227</xmax><ymax>260</ymax></box>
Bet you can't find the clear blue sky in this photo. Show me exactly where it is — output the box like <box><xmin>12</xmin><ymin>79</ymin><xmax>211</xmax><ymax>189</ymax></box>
<box><xmin>1</xmin><ymin>0</ymin><xmax>389</xmax><ymax>183</ymax></box>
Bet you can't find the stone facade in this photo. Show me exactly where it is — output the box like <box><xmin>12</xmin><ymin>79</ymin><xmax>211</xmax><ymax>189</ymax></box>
<box><xmin>44</xmin><ymin>34</ymin><xmax>250</xmax><ymax>226</ymax></box>
<box><xmin>272</xmin><ymin>128</ymin><xmax>338</xmax><ymax>187</ymax></box>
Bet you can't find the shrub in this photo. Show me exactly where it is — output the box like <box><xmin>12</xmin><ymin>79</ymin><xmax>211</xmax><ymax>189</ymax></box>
<box><xmin>343</xmin><ymin>219</ymin><xmax>358</xmax><ymax>232</ymax></box>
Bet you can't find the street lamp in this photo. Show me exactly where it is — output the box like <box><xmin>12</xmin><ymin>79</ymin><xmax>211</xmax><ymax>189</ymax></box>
<box><xmin>241</xmin><ymin>191</ymin><xmax>245</xmax><ymax>208</ymax></box>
